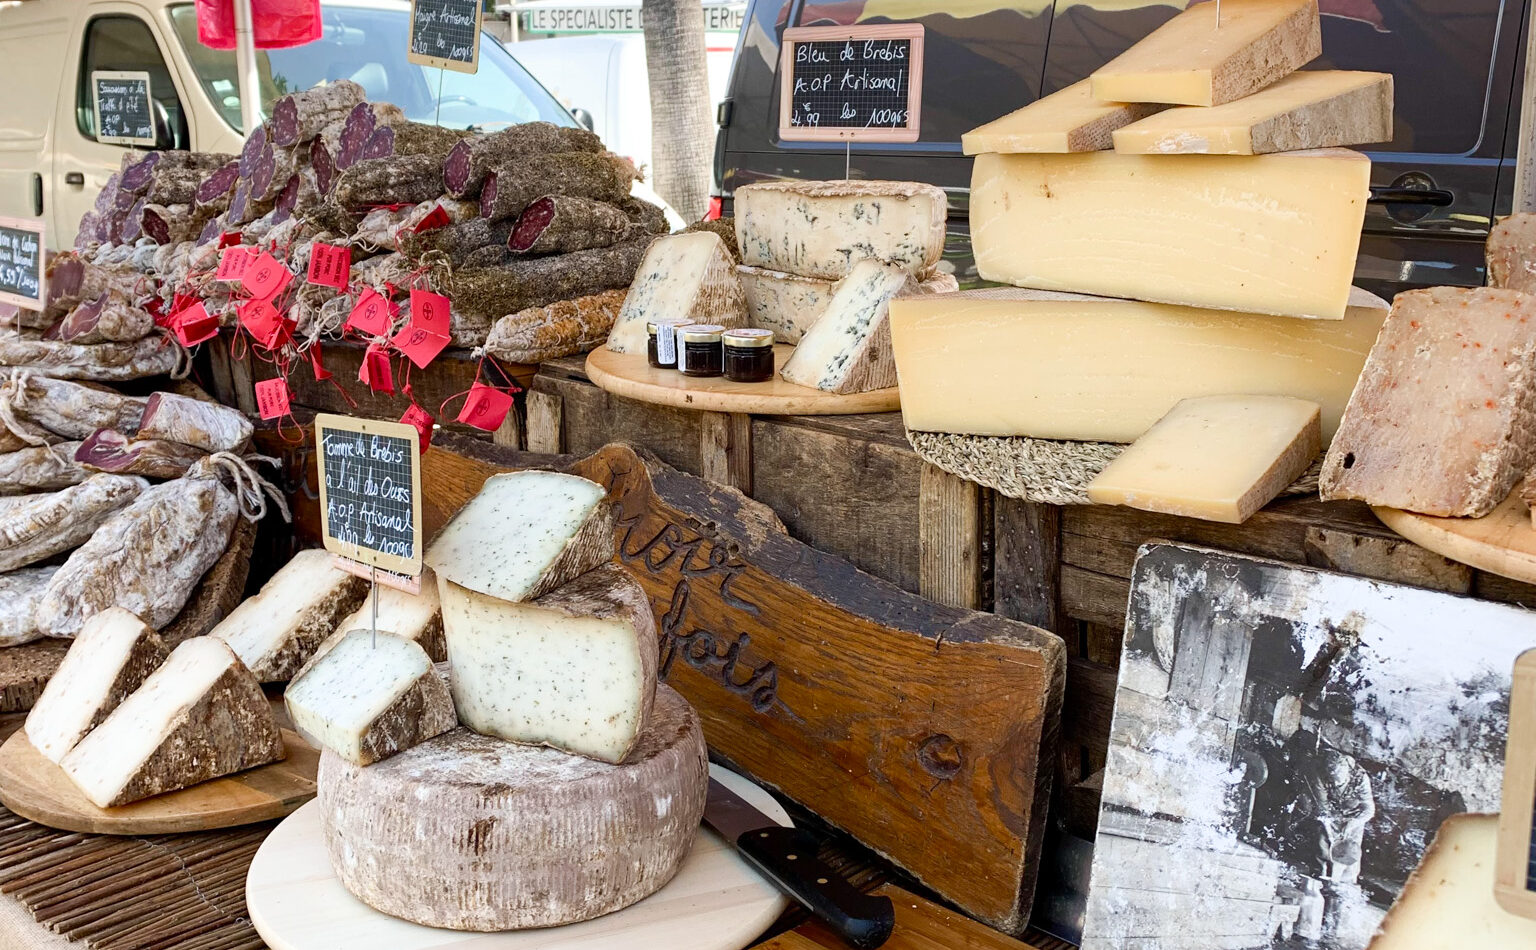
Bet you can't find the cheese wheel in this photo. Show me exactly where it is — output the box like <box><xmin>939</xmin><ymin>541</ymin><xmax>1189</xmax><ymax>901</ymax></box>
<box><xmin>318</xmin><ymin>684</ymin><xmax>708</xmax><ymax>931</ymax></box>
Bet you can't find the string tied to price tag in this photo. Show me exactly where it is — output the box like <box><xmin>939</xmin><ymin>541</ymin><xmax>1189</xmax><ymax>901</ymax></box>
<box><xmin>438</xmin><ymin>355</ymin><xmax>522</xmax><ymax>433</ymax></box>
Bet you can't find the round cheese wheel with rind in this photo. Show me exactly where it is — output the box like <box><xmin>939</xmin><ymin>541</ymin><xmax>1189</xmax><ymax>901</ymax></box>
<box><xmin>318</xmin><ymin>684</ymin><xmax>707</xmax><ymax>931</ymax></box>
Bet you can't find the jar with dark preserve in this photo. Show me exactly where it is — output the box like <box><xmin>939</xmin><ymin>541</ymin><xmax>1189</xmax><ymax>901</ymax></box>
<box><xmin>678</xmin><ymin>324</ymin><xmax>725</xmax><ymax>378</ymax></box>
<box><xmin>646</xmin><ymin>319</ymin><xmax>689</xmax><ymax>368</ymax></box>
<box><xmin>723</xmin><ymin>328</ymin><xmax>775</xmax><ymax>382</ymax></box>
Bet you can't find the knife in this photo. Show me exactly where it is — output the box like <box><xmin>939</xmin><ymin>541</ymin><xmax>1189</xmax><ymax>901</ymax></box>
<box><xmin>704</xmin><ymin>777</ymin><xmax>895</xmax><ymax>949</ymax></box>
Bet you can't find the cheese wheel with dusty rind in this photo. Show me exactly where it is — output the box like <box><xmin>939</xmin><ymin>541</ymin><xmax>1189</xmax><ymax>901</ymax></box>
<box><xmin>318</xmin><ymin>684</ymin><xmax>707</xmax><ymax>932</ymax></box>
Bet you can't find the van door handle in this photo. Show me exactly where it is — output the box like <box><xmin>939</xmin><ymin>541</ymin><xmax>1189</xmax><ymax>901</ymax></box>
<box><xmin>30</xmin><ymin>174</ymin><xmax>43</xmax><ymax>216</ymax></box>
<box><xmin>1368</xmin><ymin>186</ymin><xmax>1453</xmax><ymax>206</ymax></box>
<box><xmin>65</xmin><ymin>173</ymin><xmax>85</xmax><ymax>186</ymax></box>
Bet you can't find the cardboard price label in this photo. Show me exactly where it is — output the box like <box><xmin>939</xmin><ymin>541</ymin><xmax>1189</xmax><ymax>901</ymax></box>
<box><xmin>218</xmin><ymin>231</ymin><xmax>242</xmax><ymax>249</ymax></box>
<box><xmin>456</xmin><ymin>382</ymin><xmax>514</xmax><ymax>431</ymax></box>
<box><xmin>216</xmin><ymin>246</ymin><xmax>254</xmax><ymax>282</ymax></box>
<box><xmin>239</xmin><ymin>298</ymin><xmax>293</xmax><ymax>349</ymax></box>
<box><xmin>309</xmin><ymin>341</ymin><xmax>332</xmax><ymax>381</ymax></box>
<box><xmin>391</xmin><ymin>322</ymin><xmax>451</xmax><ymax>369</ymax></box>
<box><xmin>346</xmin><ymin>289</ymin><xmax>392</xmax><ymax>337</ymax></box>
<box><xmin>409</xmin><ymin>289</ymin><xmax>452</xmax><ymax>338</ymax></box>
<box><xmin>411</xmin><ymin>204</ymin><xmax>451</xmax><ymax>234</ymax></box>
<box><xmin>170</xmin><ymin>302</ymin><xmax>219</xmax><ymax>347</ymax></box>
<box><xmin>359</xmin><ymin>344</ymin><xmax>395</xmax><ymax>395</ymax></box>
<box><xmin>243</xmin><ymin>252</ymin><xmax>293</xmax><ymax>301</ymax></box>
<box><xmin>254</xmin><ymin>377</ymin><xmax>292</xmax><ymax>420</ymax></box>
<box><xmin>400</xmin><ymin>403</ymin><xmax>434</xmax><ymax>453</ymax></box>
<box><xmin>307</xmin><ymin>243</ymin><xmax>351</xmax><ymax>290</ymax></box>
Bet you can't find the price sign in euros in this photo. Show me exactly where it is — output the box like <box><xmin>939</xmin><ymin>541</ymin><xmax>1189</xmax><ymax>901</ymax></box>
<box><xmin>779</xmin><ymin>25</ymin><xmax>925</xmax><ymax>144</ymax></box>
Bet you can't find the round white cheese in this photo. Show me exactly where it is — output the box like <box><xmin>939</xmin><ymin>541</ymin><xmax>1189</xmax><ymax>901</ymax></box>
<box><xmin>318</xmin><ymin>684</ymin><xmax>708</xmax><ymax>931</ymax></box>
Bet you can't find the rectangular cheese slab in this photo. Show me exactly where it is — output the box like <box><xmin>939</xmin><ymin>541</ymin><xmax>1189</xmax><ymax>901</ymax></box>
<box><xmin>970</xmin><ymin>148</ymin><xmax>1369</xmax><ymax>319</ymax></box>
<box><xmin>1090</xmin><ymin>0</ymin><xmax>1322</xmax><ymax>107</ymax></box>
<box><xmin>963</xmin><ymin>80</ymin><xmax>1164</xmax><ymax>155</ymax></box>
<box><xmin>1486</xmin><ymin>212</ymin><xmax>1536</xmax><ymax>294</ymax></box>
<box><xmin>888</xmin><ymin>288</ymin><xmax>1387</xmax><ymax>442</ymax></box>
<box><xmin>734</xmin><ymin>180</ymin><xmax>947</xmax><ymax>280</ymax></box>
<box><xmin>210</xmin><ymin>548</ymin><xmax>368</xmax><ymax>683</ymax></box>
<box><xmin>1320</xmin><ymin>286</ymin><xmax>1536</xmax><ymax>518</ymax></box>
<box><xmin>1367</xmin><ymin>815</ymin><xmax>1536</xmax><ymax>949</ymax></box>
<box><xmin>606</xmin><ymin>231</ymin><xmax>746</xmax><ymax>354</ymax></box>
<box><xmin>1087</xmin><ymin>395</ymin><xmax>1321</xmax><ymax>523</ymax></box>
<box><xmin>781</xmin><ymin>259</ymin><xmax>914</xmax><ymax>393</ymax></box>
<box><xmin>1112</xmin><ymin>70</ymin><xmax>1393</xmax><ymax>155</ymax></box>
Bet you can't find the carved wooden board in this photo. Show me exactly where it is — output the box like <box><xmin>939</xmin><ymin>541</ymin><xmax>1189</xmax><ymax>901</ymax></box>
<box><xmin>411</xmin><ymin>434</ymin><xmax>1065</xmax><ymax>934</ymax></box>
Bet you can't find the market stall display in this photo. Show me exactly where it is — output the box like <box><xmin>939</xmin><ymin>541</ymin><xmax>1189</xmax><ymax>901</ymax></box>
<box><xmin>209</xmin><ymin>548</ymin><xmax>369</xmax><ymax>682</ymax></box>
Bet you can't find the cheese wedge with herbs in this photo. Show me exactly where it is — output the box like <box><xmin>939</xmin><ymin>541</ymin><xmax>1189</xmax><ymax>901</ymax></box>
<box><xmin>313</xmin><ymin>567</ymin><xmax>445</xmax><ymax>667</ymax></box>
<box><xmin>210</xmin><ymin>548</ymin><xmax>368</xmax><ymax>682</ymax></box>
<box><xmin>963</xmin><ymin>80</ymin><xmax>1164</xmax><ymax>154</ymax></box>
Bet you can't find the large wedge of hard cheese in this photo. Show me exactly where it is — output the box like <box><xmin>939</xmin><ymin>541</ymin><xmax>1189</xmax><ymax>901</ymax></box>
<box><xmin>889</xmin><ymin>288</ymin><xmax>1387</xmax><ymax>442</ymax></box>
<box><xmin>1112</xmin><ymin>70</ymin><xmax>1393</xmax><ymax>155</ymax></box>
<box><xmin>781</xmin><ymin>259</ymin><xmax>914</xmax><ymax>394</ymax></box>
<box><xmin>734</xmin><ymin>179</ymin><xmax>946</xmax><ymax>280</ymax></box>
<box><xmin>284</xmin><ymin>630</ymin><xmax>456</xmax><ymax>766</ymax></box>
<box><xmin>60</xmin><ymin>637</ymin><xmax>283</xmax><ymax>808</ymax></box>
<box><xmin>438</xmin><ymin>564</ymin><xmax>657</xmax><ymax>763</ymax></box>
<box><xmin>963</xmin><ymin>80</ymin><xmax>1164</xmax><ymax>154</ymax></box>
<box><xmin>210</xmin><ymin>549</ymin><xmax>368</xmax><ymax>682</ymax></box>
<box><xmin>606</xmin><ymin>231</ymin><xmax>747</xmax><ymax>354</ymax></box>
<box><xmin>970</xmin><ymin>148</ymin><xmax>1370</xmax><ymax>319</ymax></box>
<box><xmin>425</xmin><ymin>471</ymin><xmax>615</xmax><ymax>603</ymax></box>
<box><xmin>1321</xmin><ymin>286</ymin><xmax>1536</xmax><ymax>517</ymax></box>
<box><xmin>24</xmin><ymin>608</ymin><xmax>166</xmax><ymax>764</ymax></box>
<box><xmin>1087</xmin><ymin>395</ymin><xmax>1321</xmax><ymax>524</ymax></box>
<box><xmin>308</xmin><ymin>566</ymin><xmax>445</xmax><ymax>666</ymax></box>
<box><xmin>1366</xmin><ymin>814</ymin><xmax>1536</xmax><ymax>948</ymax></box>
<box><xmin>1090</xmin><ymin>0</ymin><xmax>1322</xmax><ymax>107</ymax></box>
<box><xmin>1487</xmin><ymin>212</ymin><xmax>1536</xmax><ymax>294</ymax></box>
<box><xmin>739</xmin><ymin>265</ymin><xmax>955</xmax><ymax>345</ymax></box>
<box><xmin>319</xmin><ymin>684</ymin><xmax>706</xmax><ymax>931</ymax></box>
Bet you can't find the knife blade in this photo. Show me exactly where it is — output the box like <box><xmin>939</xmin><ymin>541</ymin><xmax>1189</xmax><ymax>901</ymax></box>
<box><xmin>704</xmin><ymin>777</ymin><xmax>895</xmax><ymax>949</ymax></box>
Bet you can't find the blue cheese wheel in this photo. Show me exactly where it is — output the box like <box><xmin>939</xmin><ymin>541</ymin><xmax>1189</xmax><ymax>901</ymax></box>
<box><xmin>318</xmin><ymin>684</ymin><xmax>707</xmax><ymax>931</ymax></box>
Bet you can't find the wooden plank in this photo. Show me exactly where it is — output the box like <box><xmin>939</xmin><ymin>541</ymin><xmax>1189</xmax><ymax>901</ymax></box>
<box><xmin>919</xmin><ymin>463</ymin><xmax>984</xmax><ymax>609</ymax></box>
<box><xmin>1064</xmin><ymin>657</ymin><xmax>1119</xmax><ymax>755</ymax></box>
<box><xmin>533</xmin><ymin>373</ymin><xmax>703</xmax><ymax>474</ymax></box>
<box><xmin>1082</xmin><ymin>622</ymin><xmax>1123</xmax><ymax>666</ymax></box>
<box><xmin>994</xmin><ymin>496</ymin><xmax>1062</xmax><ymax>631</ymax></box>
<box><xmin>700</xmin><ymin>411</ymin><xmax>752</xmax><ymax>493</ymax></box>
<box><xmin>754</xmin><ymin>884</ymin><xmax>1067</xmax><ymax>950</ymax></box>
<box><xmin>525</xmin><ymin>388</ymin><xmax>563</xmax><ymax>454</ymax></box>
<box><xmin>490</xmin><ymin>398</ymin><xmax>523</xmax><ymax>449</ymax></box>
<box><xmin>767</xmin><ymin>411</ymin><xmax>911</xmax><ymax>451</ymax></box>
<box><xmin>1514</xmin><ymin>0</ymin><xmax>1536</xmax><ymax>212</ymax></box>
<box><xmin>1060</xmin><ymin>565</ymin><xmax>1131</xmax><ymax>629</ymax></box>
<box><xmin>1303</xmin><ymin>525</ymin><xmax>1472</xmax><ymax>593</ymax></box>
<box><xmin>413</xmin><ymin>435</ymin><xmax>1066</xmax><ymax>934</ymax></box>
<box><xmin>225</xmin><ymin>343</ymin><xmax>258</xmax><ymax>416</ymax></box>
<box><xmin>1060</xmin><ymin>770</ymin><xmax>1105</xmax><ymax>841</ymax></box>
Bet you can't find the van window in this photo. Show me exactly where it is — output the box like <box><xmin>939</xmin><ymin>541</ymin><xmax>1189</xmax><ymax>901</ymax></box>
<box><xmin>77</xmin><ymin>16</ymin><xmax>189</xmax><ymax>149</ymax></box>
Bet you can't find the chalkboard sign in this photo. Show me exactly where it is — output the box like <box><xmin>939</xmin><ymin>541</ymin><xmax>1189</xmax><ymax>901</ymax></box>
<box><xmin>91</xmin><ymin>71</ymin><xmax>156</xmax><ymax>146</ymax></box>
<box><xmin>1497</xmin><ymin>649</ymin><xmax>1536</xmax><ymax>919</ymax></box>
<box><xmin>407</xmin><ymin>0</ymin><xmax>482</xmax><ymax>74</ymax></box>
<box><xmin>779</xmin><ymin>24</ymin><xmax>924</xmax><ymax>144</ymax></box>
<box><xmin>315</xmin><ymin>414</ymin><xmax>424</xmax><ymax>577</ymax></box>
<box><xmin>0</xmin><ymin>217</ymin><xmax>44</xmax><ymax>311</ymax></box>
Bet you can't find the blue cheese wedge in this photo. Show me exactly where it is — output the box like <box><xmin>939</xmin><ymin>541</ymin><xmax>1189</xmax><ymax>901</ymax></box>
<box><xmin>606</xmin><ymin>231</ymin><xmax>747</xmax><ymax>354</ymax></box>
<box><xmin>425</xmin><ymin>471</ymin><xmax>615</xmax><ymax>604</ymax></box>
<box><xmin>285</xmin><ymin>630</ymin><xmax>456</xmax><ymax>766</ymax></box>
<box><xmin>210</xmin><ymin>548</ymin><xmax>368</xmax><ymax>682</ymax></box>
<box><xmin>739</xmin><ymin>264</ymin><xmax>957</xmax><ymax>344</ymax></box>
<box><xmin>781</xmin><ymin>259</ymin><xmax>915</xmax><ymax>394</ymax></box>
<box><xmin>25</xmin><ymin>607</ymin><xmax>167</xmax><ymax>764</ymax></box>
<box><xmin>438</xmin><ymin>564</ymin><xmax>657</xmax><ymax>764</ymax></box>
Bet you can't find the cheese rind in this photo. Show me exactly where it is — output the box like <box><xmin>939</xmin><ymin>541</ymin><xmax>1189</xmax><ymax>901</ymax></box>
<box><xmin>889</xmin><ymin>288</ymin><xmax>1387</xmax><ymax>442</ymax></box>
<box><xmin>781</xmin><ymin>260</ymin><xmax>914</xmax><ymax>394</ymax></box>
<box><xmin>1112</xmin><ymin>70</ymin><xmax>1393</xmax><ymax>155</ymax></box>
<box><xmin>312</xmin><ymin>567</ymin><xmax>445</xmax><ymax>667</ymax></box>
<box><xmin>971</xmin><ymin>149</ymin><xmax>1369</xmax><ymax>319</ymax></box>
<box><xmin>1486</xmin><ymin>212</ymin><xmax>1536</xmax><ymax>294</ymax></box>
<box><xmin>607</xmin><ymin>232</ymin><xmax>747</xmax><ymax>354</ymax></box>
<box><xmin>963</xmin><ymin>80</ymin><xmax>1165</xmax><ymax>154</ymax></box>
<box><xmin>210</xmin><ymin>549</ymin><xmax>368</xmax><ymax>682</ymax></box>
<box><xmin>738</xmin><ymin>265</ymin><xmax>955</xmax><ymax>344</ymax></box>
<box><xmin>60</xmin><ymin>637</ymin><xmax>283</xmax><ymax>808</ymax></box>
<box><xmin>1321</xmin><ymin>286</ymin><xmax>1536</xmax><ymax>518</ymax></box>
<box><xmin>734</xmin><ymin>179</ymin><xmax>947</xmax><ymax>280</ymax></box>
<box><xmin>438</xmin><ymin>564</ymin><xmax>658</xmax><ymax>763</ymax></box>
<box><xmin>1090</xmin><ymin>0</ymin><xmax>1322</xmax><ymax>107</ymax></box>
<box><xmin>284</xmin><ymin>630</ymin><xmax>456</xmax><ymax>766</ymax></box>
<box><xmin>318</xmin><ymin>685</ymin><xmax>706</xmax><ymax>931</ymax></box>
<box><xmin>1087</xmin><ymin>395</ymin><xmax>1321</xmax><ymax>523</ymax></box>
<box><xmin>425</xmin><ymin>471</ymin><xmax>615</xmax><ymax>603</ymax></box>
<box><xmin>24</xmin><ymin>608</ymin><xmax>166</xmax><ymax>764</ymax></box>
<box><xmin>1367</xmin><ymin>814</ymin><xmax>1536</xmax><ymax>948</ymax></box>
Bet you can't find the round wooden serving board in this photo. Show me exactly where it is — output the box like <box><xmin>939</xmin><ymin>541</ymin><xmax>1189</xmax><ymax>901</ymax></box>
<box><xmin>585</xmin><ymin>346</ymin><xmax>900</xmax><ymax>415</ymax></box>
<box><xmin>1374</xmin><ymin>491</ymin><xmax>1536</xmax><ymax>585</ymax></box>
<box><xmin>0</xmin><ymin>728</ymin><xmax>318</xmax><ymax>835</ymax></box>
<box><xmin>247</xmin><ymin>764</ymin><xmax>792</xmax><ymax>950</ymax></box>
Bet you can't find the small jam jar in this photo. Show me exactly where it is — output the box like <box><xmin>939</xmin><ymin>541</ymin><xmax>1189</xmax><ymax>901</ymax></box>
<box><xmin>723</xmin><ymin>328</ymin><xmax>775</xmax><ymax>382</ymax></box>
<box><xmin>677</xmin><ymin>324</ymin><xmax>725</xmax><ymax>378</ymax></box>
<box><xmin>646</xmin><ymin>318</ymin><xmax>691</xmax><ymax>368</ymax></box>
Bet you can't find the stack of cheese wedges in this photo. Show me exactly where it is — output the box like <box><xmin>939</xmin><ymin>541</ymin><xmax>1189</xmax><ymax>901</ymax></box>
<box><xmin>295</xmin><ymin>471</ymin><xmax>707</xmax><ymax>933</ymax></box>
<box><xmin>23</xmin><ymin>608</ymin><xmax>285</xmax><ymax>808</ymax></box>
<box><xmin>892</xmin><ymin>0</ymin><xmax>1395</xmax><ymax>523</ymax></box>
<box><xmin>605</xmin><ymin>181</ymin><xmax>958</xmax><ymax>394</ymax></box>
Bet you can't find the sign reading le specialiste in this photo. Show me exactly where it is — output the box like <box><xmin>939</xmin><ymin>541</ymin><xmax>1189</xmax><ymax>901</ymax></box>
<box><xmin>315</xmin><ymin>414</ymin><xmax>424</xmax><ymax>577</ymax></box>
<box><xmin>779</xmin><ymin>23</ymin><xmax>925</xmax><ymax>144</ymax></box>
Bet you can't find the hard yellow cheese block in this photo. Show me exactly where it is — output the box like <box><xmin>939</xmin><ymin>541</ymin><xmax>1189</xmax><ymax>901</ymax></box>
<box><xmin>1090</xmin><ymin>0</ymin><xmax>1322</xmax><ymax>107</ymax></box>
<box><xmin>1112</xmin><ymin>70</ymin><xmax>1393</xmax><ymax>155</ymax></box>
<box><xmin>1368</xmin><ymin>815</ymin><xmax>1536</xmax><ymax>948</ymax></box>
<box><xmin>887</xmin><ymin>288</ymin><xmax>1387</xmax><ymax>443</ymax></box>
<box><xmin>970</xmin><ymin>148</ymin><xmax>1370</xmax><ymax>319</ymax></box>
<box><xmin>1086</xmin><ymin>395</ymin><xmax>1321</xmax><ymax>524</ymax></box>
<box><xmin>962</xmin><ymin>80</ymin><xmax>1164</xmax><ymax>155</ymax></box>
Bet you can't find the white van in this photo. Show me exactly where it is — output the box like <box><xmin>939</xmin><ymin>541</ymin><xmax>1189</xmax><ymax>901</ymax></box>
<box><xmin>0</xmin><ymin>0</ymin><xmax>628</xmax><ymax>250</ymax></box>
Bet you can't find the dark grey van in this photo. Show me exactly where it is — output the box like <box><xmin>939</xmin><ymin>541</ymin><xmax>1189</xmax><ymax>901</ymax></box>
<box><xmin>713</xmin><ymin>0</ymin><xmax>1528</xmax><ymax>296</ymax></box>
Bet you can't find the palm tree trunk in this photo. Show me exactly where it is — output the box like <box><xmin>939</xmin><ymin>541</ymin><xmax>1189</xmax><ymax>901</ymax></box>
<box><xmin>641</xmin><ymin>0</ymin><xmax>713</xmax><ymax>222</ymax></box>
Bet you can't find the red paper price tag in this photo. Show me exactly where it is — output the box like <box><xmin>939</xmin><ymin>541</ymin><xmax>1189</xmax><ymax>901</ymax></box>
<box><xmin>456</xmin><ymin>382</ymin><xmax>514</xmax><ymax>432</ymax></box>
<box><xmin>309</xmin><ymin>342</ymin><xmax>332</xmax><ymax>381</ymax></box>
<box><xmin>171</xmin><ymin>303</ymin><xmax>219</xmax><ymax>347</ymax></box>
<box><xmin>400</xmin><ymin>404</ymin><xmax>435</xmax><ymax>453</ymax></box>
<box><xmin>306</xmin><ymin>243</ymin><xmax>350</xmax><ymax>290</ymax></box>
<box><xmin>242</xmin><ymin>252</ymin><xmax>293</xmax><ymax>301</ymax></box>
<box><xmin>359</xmin><ymin>344</ymin><xmax>395</xmax><ymax>395</ymax></box>
<box><xmin>346</xmin><ymin>289</ymin><xmax>392</xmax><ymax>337</ymax></box>
<box><xmin>411</xmin><ymin>204</ymin><xmax>451</xmax><ymax>234</ymax></box>
<box><xmin>218</xmin><ymin>231</ymin><xmax>243</xmax><ymax>249</ymax></box>
<box><xmin>254</xmin><ymin>377</ymin><xmax>292</xmax><ymax>421</ymax></box>
<box><xmin>239</xmin><ymin>299</ymin><xmax>292</xmax><ymax>350</ymax></box>
<box><xmin>216</xmin><ymin>246</ymin><xmax>254</xmax><ymax>281</ymax></box>
<box><xmin>390</xmin><ymin>323</ymin><xmax>451</xmax><ymax>370</ymax></box>
<box><xmin>408</xmin><ymin>289</ymin><xmax>452</xmax><ymax>339</ymax></box>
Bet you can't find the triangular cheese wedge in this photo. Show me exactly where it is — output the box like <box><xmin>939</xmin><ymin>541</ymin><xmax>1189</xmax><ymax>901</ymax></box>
<box><xmin>309</xmin><ymin>566</ymin><xmax>445</xmax><ymax>669</ymax></box>
<box><xmin>781</xmin><ymin>259</ymin><xmax>914</xmax><ymax>394</ymax></box>
<box><xmin>964</xmin><ymin>80</ymin><xmax>1164</xmax><ymax>155</ymax></box>
<box><xmin>211</xmin><ymin>549</ymin><xmax>368</xmax><ymax>682</ymax></box>
<box><xmin>607</xmin><ymin>231</ymin><xmax>747</xmax><ymax>353</ymax></box>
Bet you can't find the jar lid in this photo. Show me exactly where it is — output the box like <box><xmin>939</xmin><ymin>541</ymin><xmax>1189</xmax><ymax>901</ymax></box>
<box><xmin>645</xmin><ymin>317</ymin><xmax>692</xmax><ymax>333</ymax></box>
<box><xmin>723</xmin><ymin>328</ymin><xmax>775</xmax><ymax>348</ymax></box>
<box><xmin>679</xmin><ymin>324</ymin><xmax>726</xmax><ymax>343</ymax></box>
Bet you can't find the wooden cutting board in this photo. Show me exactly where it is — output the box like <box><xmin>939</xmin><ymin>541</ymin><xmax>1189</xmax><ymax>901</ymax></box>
<box><xmin>585</xmin><ymin>347</ymin><xmax>900</xmax><ymax>415</ymax></box>
<box><xmin>246</xmin><ymin>765</ymin><xmax>790</xmax><ymax>950</ymax></box>
<box><xmin>1374</xmin><ymin>490</ymin><xmax>1536</xmax><ymax>585</ymax></box>
<box><xmin>0</xmin><ymin>728</ymin><xmax>317</xmax><ymax>834</ymax></box>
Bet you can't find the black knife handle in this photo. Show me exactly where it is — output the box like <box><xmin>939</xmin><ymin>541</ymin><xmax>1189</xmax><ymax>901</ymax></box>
<box><xmin>735</xmin><ymin>826</ymin><xmax>895</xmax><ymax>949</ymax></box>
